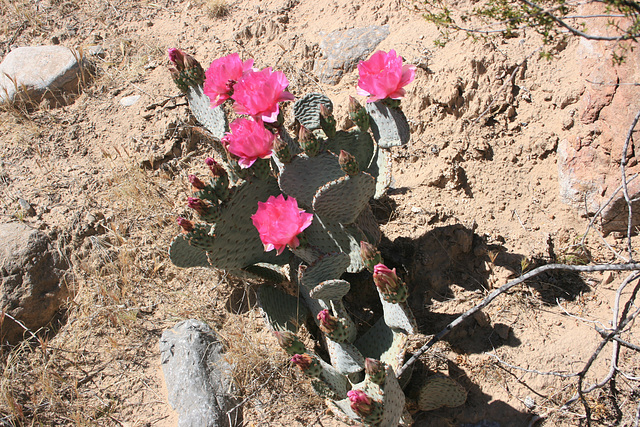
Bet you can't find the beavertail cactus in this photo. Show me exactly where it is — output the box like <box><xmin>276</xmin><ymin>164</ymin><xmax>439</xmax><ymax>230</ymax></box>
<box><xmin>167</xmin><ymin>49</ymin><xmax>465</xmax><ymax>426</ymax></box>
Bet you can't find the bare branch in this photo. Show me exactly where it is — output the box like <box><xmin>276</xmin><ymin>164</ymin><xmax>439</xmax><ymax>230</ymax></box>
<box><xmin>520</xmin><ymin>0</ymin><xmax>637</xmax><ymax>41</ymax></box>
<box><xmin>397</xmin><ymin>262</ymin><xmax>640</xmax><ymax>377</ymax></box>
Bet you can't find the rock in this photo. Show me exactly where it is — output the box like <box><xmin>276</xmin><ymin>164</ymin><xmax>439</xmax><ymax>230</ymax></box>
<box><xmin>557</xmin><ymin>5</ymin><xmax>640</xmax><ymax>234</ymax></box>
<box><xmin>160</xmin><ymin>319</ymin><xmax>241</xmax><ymax>427</ymax></box>
<box><xmin>17</xmin><ymin>198</ymin><xmax>36</xmax><ymax>216</ymax></box>
<box><xmin>0</xmin><ymin>45</ymin><xmax>89</xmax><ymax>105</ymax></box>
<box><xmin>120</xmin><ymin>95</ymin><xmax>141</xmax><ymax>107</ymax></box>
<box><xmin>313</xmin><ymin>25</ymin><xmax>389</xmax><ymax>85</ymax></box>
<box><xmin>0</xmin><ymin>222</ymin><xmax>70</xmax><ymax>344</ymax></box>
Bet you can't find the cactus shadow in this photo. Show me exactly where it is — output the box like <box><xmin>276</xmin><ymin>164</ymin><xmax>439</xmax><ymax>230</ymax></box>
<box><xmin>377</xmin><ymin>223</ymin><xmax>588</xmax><ymax>354</ymax></box>
<box><xmin>409</xmin><ymin>359</ymin><xmax>535</xmax><ymax>427</ymax></box>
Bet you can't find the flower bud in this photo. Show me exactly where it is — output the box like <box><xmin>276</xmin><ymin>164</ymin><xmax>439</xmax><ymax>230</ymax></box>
<box><xmin>360</xmin><ymin>241</ymin><xmax>382</xmax><ymax>273</ymax></box>
<box><xmin>317</xmin><ymin>309</ymin><xmax>338</xmax><ymax>334</ymax></box>
<box><xmin>339</xmin><ymin>150</ymin><xmax>359</xmax><ymax>176</ymax></box>
<box><xmin>364</xmin><ymin>358</ymin><xmax>386</xmax><ymax>385</ymax></box>
<box><xmin>205</xmin><ymin>157</ymin><xmax>225</xmax><ymax>177</ymax></box>
<box><xmin>167</xmin><ymin>48</ymin><xmax>204</xmax><ymax>92</ymax></box>
<box><xmin>273</xmin><ymin>137</ymin><xmax>292</xmax><ymax>163</ymax></box>
<box><xmin>176</xmin><ymin>217</ymin><xmax>194</xmax><ymax>233</ymax></box>
<box><xmin>188</xmin><ymin>174</ymin><xmax>206</xmax><ymax>190</ymax></box>
<box><xmin>348</xmin><ymin>96</ymin><xmax>370</xmax><ymax>132</ymax></box>
<box><xmin>187</xmin><ymin>196</ymin><xmax>209</xmax><ymax>215</ymax></box>
<box><xmin>298</xmin><ymin>126</ymin><xmax>319</xmax><ymax>157</ymax></box>
<box><xmin>347</xmin><ymin>390</ymin><xmax>373</xmax><ymax>416</ymax></box>
<box><xmin>319</xmin><ymin>103</ymin><xmax>336</xmax><ymax>138</ymax></box>
<box><xmin>274</xmin><ymin>331</ymin><xmax>305</xmax><ymax>355</ymax></box>
<box><xmin>373</xmin><ymin>263</ymin><xmax>408</xmax><ymax>303</ymax></box>
<box><xmin>291</xmin><ymin>353</ymin><xmax>322</xmax><ymax>377</ymax></box>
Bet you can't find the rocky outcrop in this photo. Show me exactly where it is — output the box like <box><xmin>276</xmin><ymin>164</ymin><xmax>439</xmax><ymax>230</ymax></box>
<box><xmin>0</xmin><ymin>222</ymin><xmax>70</xmax><ymax>344</ymax></box>
<box><xmin>313</xmin><ymin>25</ymin><xmax>389</xmax><ymax>84</ymax></box>
<box><xmin>160</xmin><ymin>319</ymin><xmax>241</xmax><ymax>427</ymax></box>
<box><xmin>556</xmin><ymin>4</ymin><xmax>640</xmax><ymax>234</ymax></box>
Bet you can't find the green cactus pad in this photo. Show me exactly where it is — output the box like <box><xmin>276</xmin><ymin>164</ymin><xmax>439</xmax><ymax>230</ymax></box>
<box><xmin>327</xmin><ymin>339</ymin><xmax>365</xmax><ymax>375</ymax></box>
<box><xmin>417</xmin><ymin>375</ymin><xmax>467</xmax><ymax>411</ymax></box>
<box><xmin>298</xmin><ymin>252</ymin><xmax>350</xmax><ymax>291</ymax></box>
<box><xmin>257</xmin><ymin>285</ymin><xmax>308</xmax><ymax>332</ymax></box>
<box><xmin>241</xmin><ymin>263</ymin><xmax>289</xmax><ymax>283</ymax></box>
<box><xmin>187</xmin><ymin>85</ymin><xmax>227</xmax><ymax>140</ymax></box>
<box><xmin>316</xmin><ymin>357</ymin><xmax>350</xmax><ymax>399</ymax></box>
<box><xmin>278</xmin><ymin>152</ymin><xmax>344</xmax><ymax>209</ymax></box>
<box><xmin>379</xmin><ymin>294</ymin><xmax>417</xmax><ymax>335</ymax></box>
<box><xmin>354</xmin><ymin>205</ymin><xmax>381</xmax><ymax>246</ymax></box>
<box><xmin>310</xmin><ymin>279</ymin><xmax>351</xmax><ymax>300</ymax></box>
<box><xmin>313</xmin><ymin>173</ymin><xmax>376</xmax><ymax>225</ymax></box>
<box><xmin>366</xmin><ymin>145</ymin><xmax>392</xmax><ymax>199</ymax></box>
<box><xmin>178</xmin><ymin>177</ymin><xmax>286</xmax><ymax>270</ymax></box>
<box><xmin>169</xmin><ymin>234</ymin><xmax>211</xmax><ymax>268</ymax></box>
<box><xmin>378</xmin><ymin>366</ymin><xmax>406</xmax><ymax>427</ymax></box>
<box><xmin>355</xmin><ymin>317</ymin><xmax>407</xmax><ymax>372</ymax></box>
<box><xmin>293</xmin><ymin>93</ymin><xmax>333</xmax><ymax>131</ymax></box>
<box><xmin>365</xmin><ymin>101</ymin><xmax>410</xmax><ymax>149</ymax></box>
<box><xmin>329</xmin><ymin>300</ymin><xmax>357</xmax><ymax>343</ymax></box>
<box><xmin>325</xmin><ymin>130</ymin><xmax>375</xmax><ymax>171</ymax></box>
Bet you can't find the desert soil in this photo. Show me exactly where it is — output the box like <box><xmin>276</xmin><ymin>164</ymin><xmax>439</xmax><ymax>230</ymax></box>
<box><xmin>1</xmin><ymin>0</ymin><xmax>639</xmax><ymax>426</ymax></box>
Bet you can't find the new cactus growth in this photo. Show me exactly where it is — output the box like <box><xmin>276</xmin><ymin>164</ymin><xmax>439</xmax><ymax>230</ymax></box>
<box><xmin>167</xmin><ymin>49</ymin><xmax>465</xmax><ymax>426</ymax></box>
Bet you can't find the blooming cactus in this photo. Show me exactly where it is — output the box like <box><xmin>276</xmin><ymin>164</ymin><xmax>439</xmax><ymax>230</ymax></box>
<box><xmin>203</xmin><ymin>53</ymin><xmax>254</xmax><ymax>108</ymax></box>
<box><xmin>231</xmin><ymin>67</ymin><xmax>295</xmax><ymax>122</ymax></box>
<box><xmin>357</xmin><ymin>50</ymin><xmax>416</xmax><ymax>102</ymax></box>
<box><xmin>222</xmin><ymin>118</ymin><xmax>276</xmax><ymax>168</ymax></box>
<box><xmin>251</xmin><ymin>194</ymin><xmax>313</xmax><ymax>255</ymax></box>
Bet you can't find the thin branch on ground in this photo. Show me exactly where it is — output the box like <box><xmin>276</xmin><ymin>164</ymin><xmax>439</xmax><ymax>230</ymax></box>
<box><xmin>397</xmin><ymin>262</ymin><xmax>640</xmax><ymax>378</ymax></box>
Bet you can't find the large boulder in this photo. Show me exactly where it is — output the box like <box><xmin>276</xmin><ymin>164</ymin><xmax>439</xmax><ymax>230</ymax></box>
<box><xmin>160</xmin><ymin>319</ymin><xmax>241</xmax><ymax>427</ymax></box>
<box><xmin>0</xmin><ymin>222</ymin><xmax>70</xmax><ymax>344</ymax></box>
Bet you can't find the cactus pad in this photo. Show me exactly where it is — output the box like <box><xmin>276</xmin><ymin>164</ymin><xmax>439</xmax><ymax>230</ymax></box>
<box><xmin>310</xmin><ymin>279</ymin><xmax>351</xmax><ymax>300</ymax></box>
<box><xmin>279</xmin><ymin>153</ymin><xmax>345</xmax><ymax>208</ymax></box>
<box><xmin>258</xmin><ymin>285</ymin><xmax>308</xmax><ymax>332</ymax></box>
<box><xmin>298</xmin><ymin>252</ymin><xmax>351</xmax><ymax>291</ymax></box>
<box><xmin>325</xmin><ymin>130</ymin><xmax>375</xmax><ymax>170</ymax></box>
<box><xmin>327</xmin><ymin>339</ymin><xmax>365</xmax><ymax>374</ymax></box>
<box><xmin>417</xmin><ymin>375</ymin><xmax>467</xmax><ymax>411</ymax></box>
<box><xmin>380</xmin><ymin>296</ymin><xmax>417</xmax><ymax>335</ymax></box>
<box><xmin>187</xmin><ymin>85</ymin><xmax>227</xmax><ymax>140</ymax></box>
<box><xmin>294</xmin><ymin>93</ymin><xmax>333</xmax><ymax>130</ymax></box>
<box><xmin>169</xmin><ymin>234</ymin><xmax>211</xmax><ymax>268</ymax></box>
<box><xmin>355</xmin><ymin>317</ymin><xmax>407</xmax><ymax>372</ymax></box>
<box><xmin>313</xmin><ymin>172</ymin><xmax>376</xmax><ymax>225</ymax></box>
<box><xmin>365</xmin><ymin>101</ymin><xmax>410</xmax><ymax>149</ymax></box>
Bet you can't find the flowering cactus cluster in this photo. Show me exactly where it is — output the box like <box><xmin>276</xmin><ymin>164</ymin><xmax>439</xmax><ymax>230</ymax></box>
<box><xmin>167</xmin><ymin>48</ymin><xmax>466</xmax><ymax>425</ymax></box>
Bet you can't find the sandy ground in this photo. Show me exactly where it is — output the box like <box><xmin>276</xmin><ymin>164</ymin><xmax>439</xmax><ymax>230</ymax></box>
<box><xmin>0</xmin><ymin>0</ymin><xmax>639</xmax><ymax>425</ymax></box>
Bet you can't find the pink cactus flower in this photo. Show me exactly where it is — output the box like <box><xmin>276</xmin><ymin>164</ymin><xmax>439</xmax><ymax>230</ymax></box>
<box><xmin>357</xmin><ymin>50</ymin><xmax>416</xmax><ymax>102</ymax></box>
<box><xmin>251</xmin><ymin>194</ymin><xmax>313</xmax><ymax>255</ymax></box>
<box><xmin>232</xmin><ymin>67</ymin><xmax>295</xmax><ymax>123</ymax></box>
<box><xmin>203</xmin><ymin>53</ymin><xmax>255</xmax><ymax>108</ymax></box>
<box><xmin>347</xmin><ymin>389</ymin><xmax>373</xmax><ymax>415</ymax></box>
<box><xmin>221</xmin><ymin>118</ymin><xmax>276</xmax><ymax>168</ymax></box>
<box><xmin>372</xmin><ymin>263</ymin><xmax>402</xmax><ymax>293</ymax></box>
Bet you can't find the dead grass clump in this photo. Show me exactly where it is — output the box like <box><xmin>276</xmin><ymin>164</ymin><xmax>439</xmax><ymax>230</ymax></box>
<box><xmin>220</xmin><ymin>290</ymin><xmax>326</xmax><ymax>424</ymax></box>
<box><xmin>206</xmin><ymin>0</ymin><xmax>229</xmax><ymax>19</ymax></box>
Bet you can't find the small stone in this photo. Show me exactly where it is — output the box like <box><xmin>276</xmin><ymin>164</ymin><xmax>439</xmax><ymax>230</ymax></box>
<box><xmin>523</xmin><ymin>396</ymin><xmax>536</xmax><ymax>409</ymax></box>
<box><xmin>17</xmin><ymin>198</ymin><xmax>36</xmax><ymax>216</ymax></box>
<box><xmin>473</xmin><ymin>310</ymin><xmax>491</xmax><ymax>328</ymax></box>
<box><xmin>602</xmin><ymin>271</ymin><xmax>615</xmax><ymax>285</ymax></box>
<box><xmin>120</xmin><ymin>95</ymin><xmax>141</xmax><ymax>107</ymax></box>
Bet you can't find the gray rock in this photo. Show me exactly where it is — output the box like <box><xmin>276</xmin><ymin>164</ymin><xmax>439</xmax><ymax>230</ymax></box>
<box><xmin>0</xmin><ymin>45</ymin><xmax>89</xmax><ymax>105</ymax></box>
<box><xmin>313</xmin><ymin>26</ymin><xmax>389</xmax><ymax>85</ymax></box>
<box><xmin>160</xmin><ymin>319</ymin><xmax>241</xmax><ymax>427</ymax></box>
<box><xmin>0</xmin><ymin>222</ymin><xmax>70</xmax><ymax>344</ymax></box>
<box><xmin>120</xmin><ymin>95</ymin><xmax>141</xmax><ymax>107</ymax></box>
